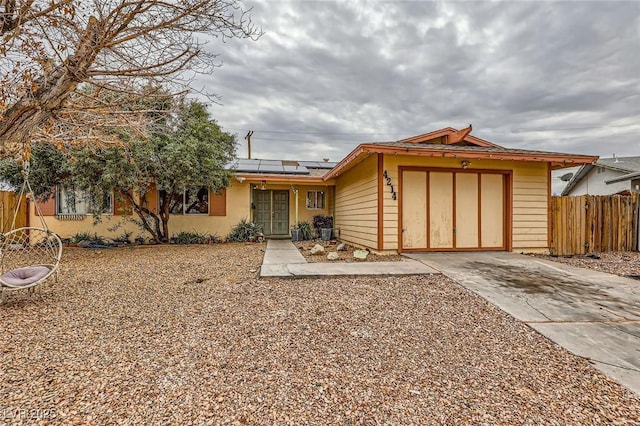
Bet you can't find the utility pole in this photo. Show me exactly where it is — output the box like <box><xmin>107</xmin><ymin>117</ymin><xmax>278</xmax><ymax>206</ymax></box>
<box><xmin>245</xmin><ymin>131</ymin><xmax>254</xmax><ymax>159</ymax></box>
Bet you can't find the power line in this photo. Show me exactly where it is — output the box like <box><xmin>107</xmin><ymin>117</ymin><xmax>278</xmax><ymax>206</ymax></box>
<box><xmin>250</xmin><ymin>130</ymin><xmax>638</xmax><ymax>145</ymax></box>
<box><xmin>227</xmin><ymin>129</ymin><xmax>407</xmax><ymax>136</ymax></box>
<box><xmin>252</xmin><ymin>137</ymin><xmax>378</xmax><ymax>144</ymax></box>
<box><xmin>226</xmin><ymin>123</ymin><xmax>639</xmax><ymax>137</ymax></box>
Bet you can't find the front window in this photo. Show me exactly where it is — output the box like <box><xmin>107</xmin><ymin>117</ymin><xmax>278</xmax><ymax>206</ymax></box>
<box><xmin>168</xmin><ymin>186</ymin><xmax>209</xmax><ymax>215</ymax></box>
<box><xmin>57</xmin><ymin>186</ymin><xmax>113</xmax><ymax>215</ymax></box>
<box><xmin>306</xmin><ymin>190</ymin><xmax>325</xmax><ymax>210</ymax></box>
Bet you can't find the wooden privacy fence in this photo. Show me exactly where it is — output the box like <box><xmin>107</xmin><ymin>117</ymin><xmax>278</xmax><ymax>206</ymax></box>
<box><xmin>0</xmin><ymin>191</ymin><xmax>27</xmax><ymax>232</ymax></box>
<box><xmin>550</xmin><ymin>193</ymin><xmax>639</xmax><ymax>256</ymax></box>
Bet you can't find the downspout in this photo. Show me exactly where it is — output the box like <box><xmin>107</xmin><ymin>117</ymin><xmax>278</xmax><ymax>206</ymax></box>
<box><xmin>294</xmin><ymin>186</ymin><xmax>299</xmax><ymax>227</ymax></box>
<box><xmin>249</xmin><ymin>185</ymin><xmax>254</xmax><ymax>223</ymax></box>
<box><xmin>332</xmin><ymin>186</ymin><xmax>336</xmax><ymax>230</ymax></box>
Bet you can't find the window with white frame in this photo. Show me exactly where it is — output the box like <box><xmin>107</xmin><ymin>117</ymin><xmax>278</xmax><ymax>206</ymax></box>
<box><xmin>306</xmin><ymin>190</ymin><xmax>325</xmax><ymax>210</ymax></box>
<box><xmin>56</xmin><ymin>186</ymin><xmax>113</xmax><ymax>215</ymax></box>
<box><xmin>168</xmin><ymin>186</ymin><xmax>209</xmax><ymax>215</ymax></box>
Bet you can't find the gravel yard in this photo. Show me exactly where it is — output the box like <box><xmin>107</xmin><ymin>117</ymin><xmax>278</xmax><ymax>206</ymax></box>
<box><xmin>530</xmin><ymin>251</ymin><xmax>640</xmax><ymax>278</ymax></box>
<box><xmin>294</xmin><ymin>240</ymin><xmax>404</xmax><ymax>263</ymax></box>
<box><xmin>1</xmin><ymin>244</ymin><xmax>639</xmax><ymax>424</ymax></box>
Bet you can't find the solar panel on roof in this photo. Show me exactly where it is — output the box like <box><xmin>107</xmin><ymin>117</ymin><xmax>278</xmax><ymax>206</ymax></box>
<box><xmin>236</xmin><ymin>161</ymin><xmax>258</xmax><ymax>167</ymax></box>
<box><xmin>283</xmin><ymin>165</ymin><xmax>309</xmax><ymax>174</ymax></box>
<box><xmin>234</xmin><ymin>160</ymin><xmax>261</xmax><ymax>171</ymax></box>
<box><xmin>301</xmin><ymin>161</ymin><xmax>337</xmax><ymax>168</ymax></box>
<box><xmin>258</xmin><ymin>165</ymin><xmax>284</xmax><ymax>173</ymax></box>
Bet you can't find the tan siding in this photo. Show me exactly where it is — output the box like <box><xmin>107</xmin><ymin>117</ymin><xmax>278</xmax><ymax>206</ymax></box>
<box><xmin>334</xmin><ymin>154</ymin><xmax>379</xmax><ymax>248</ymax></box>
<box><xmin>513</xmin><ymin>214</ymin><xmax>547</xmax><ymax>221</ymax></box>
<box><xmin>512</xmin><ymin>162</ymin><xmax>548</xmax><ymax>249</ymax></box>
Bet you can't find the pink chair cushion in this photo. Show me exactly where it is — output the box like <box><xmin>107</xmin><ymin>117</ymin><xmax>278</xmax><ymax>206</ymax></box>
<box><xmin>1</xmin><ymin>266</ymin><xmax>51</xmax><ymax>287</ymax></box>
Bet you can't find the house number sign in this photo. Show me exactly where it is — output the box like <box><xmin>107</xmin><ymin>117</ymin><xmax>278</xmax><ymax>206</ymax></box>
<box><xmin>382</xmin><ymin>170</ymin><xmax>397</xmax><ymax>200</ymax></box>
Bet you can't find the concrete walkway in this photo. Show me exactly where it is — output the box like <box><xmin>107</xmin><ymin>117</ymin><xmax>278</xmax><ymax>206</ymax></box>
<box><xmin>405</xmin><ymin>251</ymin><xmax>640</xmax><ymax>396</ymax></box>
<box><xmin>260</xmin><ymin>239</ymin><xmax>437</xmax><ymax>278</ymax></box>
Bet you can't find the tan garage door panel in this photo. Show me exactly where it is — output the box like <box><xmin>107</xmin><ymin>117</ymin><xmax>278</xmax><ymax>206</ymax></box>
<box><xmin>402</xmin><ymin>171</ymin><xmax>427</xmax><ymax>249</ymax></box>
<box><xmin>455</xmin><ymin>173</ymin><xmax>479</xmax><ymax>248</ymax></box>
<box><xmin>429</xmin><ymin>172</ymin><xmax>454</xmax><ymax>248</ymax></box>
<box><xmin>481</xmin><ymin>174</ymin><xmax>504</xmax><ymax>247</ymax></box>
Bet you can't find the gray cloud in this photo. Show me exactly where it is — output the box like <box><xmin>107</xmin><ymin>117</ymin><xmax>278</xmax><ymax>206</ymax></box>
<box><xmin>195</xmin><ymin>0</ymin><xmax>640</xmax><ymax>162</ymax></box>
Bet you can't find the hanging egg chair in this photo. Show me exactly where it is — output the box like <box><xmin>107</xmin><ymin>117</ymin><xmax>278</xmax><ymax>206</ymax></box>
<box><xmin>0</xmin><ymin>150</ymin><xmax>63</xmax><ymax>301</ymax></box>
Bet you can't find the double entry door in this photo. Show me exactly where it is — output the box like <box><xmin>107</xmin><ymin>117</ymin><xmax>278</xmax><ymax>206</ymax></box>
<box><xmin>401</xmin><ymin>169</ymin><xmax>507</xmax><ymax>251</ymax></box>
<box><xmin>253</xmin><ymin>190</ymin><xmax>289</xmax><ymax>235</ymax></box>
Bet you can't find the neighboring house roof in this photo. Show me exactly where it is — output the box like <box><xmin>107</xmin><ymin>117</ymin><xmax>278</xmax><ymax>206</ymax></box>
<box><xmin>595</xmin><ymin>156</ymin><xmax>640</xmax><ymax>173</ymax></box>
<box><xmin>605</xmin><ymin>171</ymin><xmax>640</xmax><ymax>185</ymax></box>
<box><xmin>561</xmin><ymin>156</ymin><xmax>640</xmax><ymax>195</ymax></box>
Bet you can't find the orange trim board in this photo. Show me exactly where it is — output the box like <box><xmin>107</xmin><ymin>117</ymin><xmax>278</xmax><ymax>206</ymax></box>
<box><xmin>397</xmin><ymin>170</ymin><xmax>404</xmax><ymax>253</ymax></box>
<box><xmin>237</xmin><ymin>174</ymin><xmax>335</xmax><ymax>185</ymax></box>
<box><xmin>324</xmin><ymin>145</ymin><xmax>597</xmax><ymax>181</ymax></box>
<box><xmin>377</xmin><ymin>153</ymin><xmax>384</xmax><ymax>250</ymax></box>
<box><xmin>360</xmin><ymin>145</ymin><xmax>598</xmax><ymax>165</ymax></box>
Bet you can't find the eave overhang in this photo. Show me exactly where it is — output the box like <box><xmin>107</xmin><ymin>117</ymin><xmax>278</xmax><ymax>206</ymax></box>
<box><xmin>605</xmin><ymin>171</ymin><xmax>640</xmax><ymax>185</ymax></box>
<box><xmin>236</xmin><ymin>173</ymin><xmax>336</xmax><ymax>185</ymax></box>
<box><xmin>324</xmin><ymin>144</ymin><xmax>598</xmax><ymax>180</ymax></box>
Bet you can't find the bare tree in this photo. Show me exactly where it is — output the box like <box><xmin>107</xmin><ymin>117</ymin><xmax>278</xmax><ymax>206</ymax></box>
<box><xmin>0</xmin><ymin>0</ymin><xmax>260</xmax><ymax>155</ymax></box>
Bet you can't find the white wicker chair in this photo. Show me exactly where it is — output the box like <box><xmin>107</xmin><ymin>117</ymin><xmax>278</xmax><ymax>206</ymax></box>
<box><xmin>0</xmin><ymin>227</ymin><xmax>62</xmax><ymax>301</ymax></box>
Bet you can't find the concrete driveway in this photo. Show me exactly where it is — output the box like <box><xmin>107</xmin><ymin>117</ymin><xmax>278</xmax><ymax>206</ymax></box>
<box><xmin>405</xmin><ymin>251</ymin><xmax>640</xmax><ymax>396</ymax></box>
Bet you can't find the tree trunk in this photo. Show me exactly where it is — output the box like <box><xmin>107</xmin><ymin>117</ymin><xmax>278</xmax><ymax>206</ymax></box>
<box><xmin>158</xmin><ymin>191</ymin><xmax>172</xmax><ymax>243</ymax></box>
<box><xmin>0</xmin><ymin>16</ymin><xmax>102</xmax><ymax>152</ymax></box>
<box><xmin>120</xmin><ymin>190</ymin><xmax>163</xmax><ymax>243</ymax></box>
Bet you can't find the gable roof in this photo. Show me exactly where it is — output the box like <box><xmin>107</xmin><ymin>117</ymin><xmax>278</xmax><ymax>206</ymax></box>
<box><xmin>397</xmin><ymin>125</ymin><xmax>499</xmax><ymax>147</ymax></box>
<box><xmin>325</xmin><ymin>127</ymin><xmax>598</xmax><ymax>180</ymax></box>
<box><xmin>561</xmin><ymin>156</ymin><xmax>640</xmax><ymax>195</ymax></box>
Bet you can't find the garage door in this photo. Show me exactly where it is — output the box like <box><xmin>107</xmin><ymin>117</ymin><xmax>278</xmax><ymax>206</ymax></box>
<box><xmin>401</xmin><ymin>169</ymin><xmax>506</xmax><ymax>251</ymax></box>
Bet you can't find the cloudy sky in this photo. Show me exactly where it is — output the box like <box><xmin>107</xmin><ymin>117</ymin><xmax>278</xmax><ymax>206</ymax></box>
<box><xmin>195</xmin><ymin>0</ymin><xmax>639</xmax><ymax>163</ymax></box>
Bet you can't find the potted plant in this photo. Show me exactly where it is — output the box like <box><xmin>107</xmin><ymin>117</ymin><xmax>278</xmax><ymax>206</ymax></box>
<box><xmin>313</xmin><ymin>214</ymin><xmax>333</xmax><ymax>241</ymax></box>
<box><xmin>297</xmin><ymin>221</ymin><xmax>313</xmax><ymax>241</ymax></box>
<box><xmin>291</xmin><ymin>225</ymin><xmax>301</xmax><ymax>242</ymax></box>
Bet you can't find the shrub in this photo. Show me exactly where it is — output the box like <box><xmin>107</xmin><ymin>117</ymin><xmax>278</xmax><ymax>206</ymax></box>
<box><xmin>71</xmin><ymin>232</ymin><xmax>106</xmax><ymax>244</ymax></box>
<box><xmin>113</xmin><ymin>230</ymin><xmax>133</xmax><ymax>244</ymax></box>
<box><xmin>171</xmin><ymin>231</ymin><xmax>209</xmax><ymax>244</ymax></box>
<box><xmin>226</xmin><ymin>219</ymin><xmax>263</xmax><ymax>242</ymax></box>
<box><xmin>312</xmin><ymin>214</ymin><xmax>333</xmax><ymax>231</ymax></box>
<box><xmin>297</xmin><ymin>221</ymin><xmax>314</xmax><ymax>240</ymax></box>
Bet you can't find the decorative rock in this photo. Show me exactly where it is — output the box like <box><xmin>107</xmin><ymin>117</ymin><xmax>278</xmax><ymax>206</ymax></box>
<box><xmin>353</xmin><ymin>249</ymin><xmax>369</xmax><ymax>260</ymax></box>
<box><xmin>310</xmin><ymin>244</ymin><xmax>325</xmax><ymax>255</ymax></box>
<box><xmin>327</xmin><ymin>252</ymin><xmax>339</xmax><ymax>261</ymax></box>
<box><xmin>336</xmin><ymin>242</ymin><xmax>346</xmax><ymax>251</ymax></box>
<box><xmin>77</xmin><ymin>240</ymin><xmax>92</xmax><ymax>248</ymax></box>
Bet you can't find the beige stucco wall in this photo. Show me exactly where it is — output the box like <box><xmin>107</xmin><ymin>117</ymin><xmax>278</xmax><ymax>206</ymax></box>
<box><xmin>31</xmin><ymin>182</ymin><xmax>251</xmax><ymax>240</ymax></box>
<box><xmin>30</xmin><ymin>181</ymin><xmax>334</xmax><ymax>240</ymax></box>
<box><xmin>334</xmin><ymin>154</ymin><xmax>379</xmax><ymax>249</ymax></box>
<box><xmin>373</xmin><ymin>154</ymin><xmax>550</xmax><ymax>252</ymax></box>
